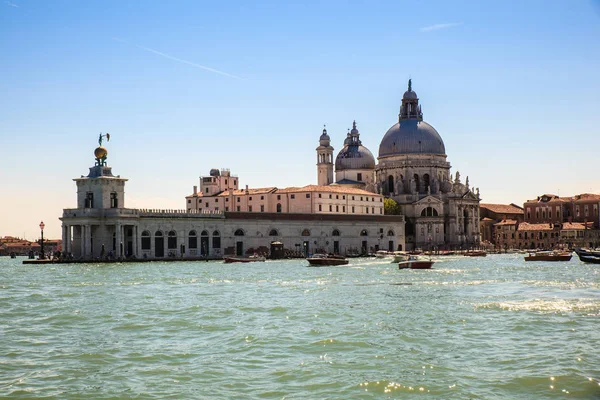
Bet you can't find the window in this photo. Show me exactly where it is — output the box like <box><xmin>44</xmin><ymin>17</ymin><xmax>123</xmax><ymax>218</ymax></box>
<box><xmin>261</xmin><ymin>205</ymin><xmax>264</xmax><ymax>212</ymax></box>
<box><xmin>319</xmin><ymin>194</ymin><xmax>322</xmax><ymax>198</ymax></box>
<box><xmin>269</xmin><ymin>229</ymin><xmax>278</xmax><ymax>236</ymax></box>
<box><xmin>343</xmin><ymin>206</ymin><xmax>345</xmax><ymax>212</ymax></box>
<box><xmin>141</xmin><ymin>231</ymin><xmax>151</xmax><ymax>250</ymax></box>
<box><xmin>212</xmin><ymin>231</ymin><xmax>221</xmax><ymax>248</ymax></box>
<box><xmin>225</xmin><ymin>179</ymin><xmax>228</xmax><ymax>185</ymax></box>
<box><xmin>237</xmin><ymin>206</ymin><xmax>240</xmax><ymax>212</ymax></box>
<box><xmin>372</xmin><ymin>197</ymin><xmax>375</xmax><ymax>202</ymax></box>
<box><xmin>206</xmin><ymin>188</ymin><xmax>210</xmax><ymax>194</ymax></box>
<box><xmin>352</xmin><ymin>196</ymin><xmax>355</xmax><ymax>200</ymax></box>
<box><xmin>261</xmin><ymin>196</ymin><xmax>264</xmax><ymax>200</ymax></box>
<box><xmin>366</xmin><ymin>207</ymin><xmax>369</xmax><ymax>214</ymax></box>
<box><xmin>237</xmin><ymin>197</ymin><xmax>240</xmax><ymax>203</ymax></box>
<box><xmin>332</xmin><ymin>229</ymin><xmax>340</xmax><ymax>236</ymax></box>
<box><xmin>188</xmin><ymin>230</ymin><xmax>197</xmax><ymax>249</ymax></box>
<box><xmin>234</xmin><ymin>229</ymin><xmax>244</xmax><ymax>236</ymax></box>
<box><xmin>319</xmin><ymin>205</ymin><xmax>322</xmax><ymax>211</ymax></box>
<box><xmin>226</xmin><ymin>198</ymin><xmax>229</xmax><ymax>202</ymax></box>
<box><xmin>360</xmin><ymin>229</ymin><xmax>368</xmax><ymax>236</ymax></box>
<box><xmin>215</xmin><ymin>199</ymin><xmax>218</xmax><ymax>203</ymax></box>
<box><xmin>205</xmin><ymin>202</ymin><xmax>208</xmax><ymax>207</ymax></box>
<box><xmin>329</xmin><ymin>194</ymin><xmax>332</xmax><ymax>199</ymax></box>
<box><xmin>187</xmin><ymin>199</ymin><xmax>191</xmax><ymax>204</ymax></box>
<box><xmin>352</xmin><ymin>206</ymin><xmax>355</xmax><ymax>213</ymax></box>
<box><xmin>336</xmin><ymin>205</ymin><xmax>339</xmax><ymax>212</ymax></box>
<box><xmin>85</xmin><ymin>192</ymin><xmax>94</xmax><ymax>208</ymax></box>
<box><xmin>361</xmin><ymin>197</ymin><xmax>363</xmax><ymax>201</ymax></box>
<box><xmin>249</xmin><ymin>197</ymin><xmax>252</xmax><ymax>201</ymax></box>
<box><xmin>277</xmin><ymin>203</ymin><xmax>282</xmax><ymax>213</ymax></box>
<box><xmin>168</xmin><ymin>231</ymin><xmax>177</xmax><ymax>249</ymax></box>
<box><xmin>343</xmin><ymin>196</ymin><xmax>345</xmax><ymax>200</ymax></box>
<box><xmin>301</xmin><ymin>229</ymin><xmax>310</xmax><ymax>236</ymax></box>
<box><xmin>372</xmin><ymin>207</ymin><xmax>375</xmax><ymax>213</ymax></box>
<box><xmin>277</xmin><ymin>195</ymin><xmax>281</xmax><ymax>200</ymax></box>
<box><xmin>234</xmin><ymin>180</ymin><xmax>237</xmax><ymax>185</ymax></box>
<box><xmin>110</xmin><ymin>192</ymin><xmax>118</xmax><ymax>208</ymax></box>
<box><xmin>291</xmin><ymin>194</ymin><xmax>295</xmax><ymax>199</ymax></box>
<box><xmin>329</xmin><ymin>205</ymin><xmax>332</xmax><ymax>212</ymax></box>
<box><xmin>306</xmin><ymin>194</ymin><xmax>310</xmax><ymax>198</ymax></box>
<box><xmin>357</xmin><ymin>173</ymin><xmax>362</xmax><ymax>181</ymax></box>
<box><xmin>336</xmin><ymin>195</ymin><xmax>339</xmax><ymax>199</ymax></box>
<box><xmin>225</xmin><ymin>207</ymin><xmax>229</xmax><ymax>211</ymax></box>
<box><xmin>248</xmin><ymin>206</ymin><xmax>252</xmax><ymax>212</ymax></box>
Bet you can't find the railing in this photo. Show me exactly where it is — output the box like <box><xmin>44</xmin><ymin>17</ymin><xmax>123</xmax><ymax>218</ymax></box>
<box><xmin>62</xmin><ymin>208</ymin><xmax>224</xmax><ymax>219</ymax></box>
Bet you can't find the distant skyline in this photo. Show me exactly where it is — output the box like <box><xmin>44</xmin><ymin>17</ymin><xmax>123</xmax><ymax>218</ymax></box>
<box><xmin>2</xmin><ymin>0</ymin><xmax>600</xmax><ymax>240</ymax></box>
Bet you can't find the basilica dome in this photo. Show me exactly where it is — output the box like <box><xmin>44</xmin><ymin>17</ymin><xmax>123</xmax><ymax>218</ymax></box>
<box><xmin>378</xmin><ymin>80</ymin><xmax>446</xmax><ymax>158</ymax></box>
<box><xmin>378</xmin><ymin>120</ymin><xmax>445</xmax><ymax>157</ymax></box>
<box><xmin>335</xmin><ymin>121</ymin><xmax>376</xmax><ymax>171</ymax></box>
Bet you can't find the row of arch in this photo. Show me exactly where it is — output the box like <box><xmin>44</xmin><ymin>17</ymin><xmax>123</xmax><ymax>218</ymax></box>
<box><xmin>141</xmin><ymin>228</ymin><xmax>396</xmax><ymax>238</ymax></box>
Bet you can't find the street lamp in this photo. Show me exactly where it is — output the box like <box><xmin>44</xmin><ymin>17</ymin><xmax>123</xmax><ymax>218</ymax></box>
<box><xmin>39</xmin><ymin>221</ymin><xmax>45</xmax><ymax>260</ymax></box>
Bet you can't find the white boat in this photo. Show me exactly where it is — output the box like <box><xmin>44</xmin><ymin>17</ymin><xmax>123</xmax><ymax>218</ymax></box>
<box><xmin>375</xmin><ymin>250</ymin><xmax>393</xmax><ymax>259</ymax></box>
<box><xmin>391</xmin><ymin>251</ymin><xmax>410</xmax><ymax>263</ymax></box>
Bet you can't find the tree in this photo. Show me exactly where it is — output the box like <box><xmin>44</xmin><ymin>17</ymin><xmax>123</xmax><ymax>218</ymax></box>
<box><xmin>384</xmin><ymin>198</ymin><xmax>401</xmax><ymax>215</ymax></box>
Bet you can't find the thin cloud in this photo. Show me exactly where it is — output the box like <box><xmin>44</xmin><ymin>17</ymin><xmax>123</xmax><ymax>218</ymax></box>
<box><xmin>112</xmin><ymin>37</ymin><xmax>242</xmax><ymax>80</ymax></box>
<box><xmin>5</xmin><ymin>1</ymin><xmax>19</xmax><ymax>7</ymax></box>
<box><xmin>420</xmin><ymin>22</ymin><xmax>462</xmax><ymax>32</ymax></box>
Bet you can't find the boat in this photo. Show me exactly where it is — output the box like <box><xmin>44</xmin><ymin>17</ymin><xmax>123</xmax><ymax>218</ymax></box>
<box><xmin>574</xmin><ymin>248</ymin><xmax>600</xmax><ymax>257</ymax></box>
<box><xmin>375</xmin><ymin>250</ymin><xmax>392</xmax><ymax>259</ymax></box>
<box><xmin>223</xmin><ymin>254</ymin><xmax>266</xmax><ymax>263</ymax></box>
<box><xmin>391</xmin><ymin>251</ymin><xmax>410</xmax><ymax>263</ymax></box>
<box><xmin>307</xmin><ymin>254</ymin><xmax>349</xmax><ymax>266</ymax></box>
<box><xmin>576</xmin><ymin>253</ymin><xmax>600</xmax><ymax>264</ymax></box>
<box><xmin>524</xmin><ymin>251</ymin><xmax>572</xmax><ymax>262</ymax></box>
<box><xmin>464</xmin><ymin>250</ymin><xmax>487</xmax><ymax>257</ymax></box>
<box><xmin>398</xmin><ymin>255</ymin><xmax>434</xmax><ymax>269</ymax></box>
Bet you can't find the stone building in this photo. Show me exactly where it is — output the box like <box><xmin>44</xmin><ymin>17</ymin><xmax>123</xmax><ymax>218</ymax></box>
<box><xmin>479</xmin><ymin>203</ymin><xmax>524</xmax><ymax>245</ymax></box>
<box><xmin>523</xmin><ymin>193</ymin><xmax>600</xmax><ymax>228</ymax></box>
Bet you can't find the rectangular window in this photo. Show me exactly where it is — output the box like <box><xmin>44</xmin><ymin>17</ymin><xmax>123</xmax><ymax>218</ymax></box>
<box><xmin>343</xmin><ymin>206</ymin><xmax>345</xmax><ymax>212</ymax></box>
<box><xmin>215</xmin><ymin>199</ymin><xmax>218</xmax><ymax>203</ymax></box>
<box><xmin>336</xmin><ymin>205</ymin><xmax>339</xmax><ymax>212</ymax></box>
<box><xmin>329</xmin><ymin>194</ymin><xmax>332</xmax><ymax>199</ymax></box>
<box><xmin>261</xmin><ymin>196</ymin><xmax>264</xmax><ymax>200</ymax></box>
<box><xmin>352</xmin><ymin>206</ymin><xmax>355</xmax><ymax>213</ymax></box>
<box><xmin>237</xmin><ymin>206</ymin><xmax>241</xmax><ymax>212</ymax></box>
<box><xmin>329</xmin><ymin>205</ymin><xmax>332</xmax><ymax>212</ymax></box>
<box><xmin>352</xmin><ymin>196</ymin><xmax>355</xmax><ymax>201</ymax></box>
<box><xmin>291</xmin><ymin>194</ymin><xmax>295</xmax><ymax>199</ymax></box>
<box><xmin>380</xmin><ymin>209</ymin><xmax>383</xmax><ymax>214</ymax></box>
<box><xmin>318</xmin><ymin>194</ymin><xmax>322</xmax><ymax>198</ymax></box>
<box><xmin>226</xmin><ymin>198</ymin><xmax>229</xmax><ymax>202</ymax></box>
<box><xmin>237</xmin><ymin>197</ymin><xmax>240</xmax><ymax>203</ymax></box>
<box><xmin>336</xmin><ymin>195</ymin><xmax>339</xmax><ymax>199</ymax></box>
<box><xmin>260</xmin><ymin>205</ymin><xmax>264</xmax><ymax>212</ymax></box>
<box><xmin>234</xmin><ymin>180</ymin><xmax>237</xmax><ymax>185</ymax></box>
<box><xmin>277</xmin><ymin>195</ymin><xmax>281</xmax><ymax>200</ymax></box>
<box><xmin>141</xmin><ymin>236</ymin><xmax>151</xmax><ymax>250</ymax></box>
<box><xmin>249</xmin><ymin>196</ymin><xmax>252</xmax><ymax>201</ymax></box>
<box><xmin>225</xmin><ymin>179</ymin><xmax>228</xmax><ymax>185</ymax></box>
<box><xmin>205</xmin><ymin>202</ymin><xmax>209</xmax><ymax>207</ymax></box>
<box><xmin>249</xmin><ymin>206</ymin><xmax>252</xmax><ymax>212</ymax></box>
<box><xmin>343</xmin><ymin>195</ymin><xmax>345</xmax><ymax>200</ymax></box>
<box><xmin>372</xmin><ymin>207</ymin><xmax>375</xmax><ymax>213</ymax></box>
<box><xmin>110</xmin><ymin>192</ymin><xmax>118</xmax><ymax>208</ymax></box>
<box><xmin>306</xmin><ymin>193</ymin><xmax>310</xmax><ymax>198</ymax></box>
<box><xmin>85</xmin><ymin>192</ymin><xmax>94</xmax><ymax>208</ymax></box>
<box><xmin>357</xmin><ymin>173</ymin><xmax>362</xmax><ymax>181</ymax></box>
<box><xmin>319</xmin><ymin>204</ymin><xmax>322</xmax><ymax>211</ymax></box>
<box><xmin>225</xmin><ymin>207</ymin><xmax>229</xmax><ymax>211</ymax></box>
<box><xmin>361</xmin><ymin>197</ymin><xmax>363</xmax><ymax>201</ymax></box>
<box><xmin>213</xmin><ymin>236</ymin><xmax>221</xmax><ymax>248</ymax></box>
<box><xmin>187</xmin><ymin>199</ymin><xmax>191</xmax><ymax>204</ymax></box>
<box><xmin>366</xmin><ymin>207</ymin><xmax>369</xmax><ymax>214</ymax></box>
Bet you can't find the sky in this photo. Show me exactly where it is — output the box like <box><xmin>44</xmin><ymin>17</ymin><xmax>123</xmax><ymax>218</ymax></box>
<box><xmin>1</xmin><ymin>0</ymin><xmax>600</xmax><ymax>240</ymax></box>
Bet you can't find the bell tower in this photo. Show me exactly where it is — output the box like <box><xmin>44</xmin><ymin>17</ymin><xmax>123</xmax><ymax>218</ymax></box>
<box><xmin>316</xmin><ymin>126</ymin><xmax>334</xmax><ymax>186</ymax></box>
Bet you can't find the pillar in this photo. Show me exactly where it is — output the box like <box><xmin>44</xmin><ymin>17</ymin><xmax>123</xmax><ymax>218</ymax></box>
<box><xmin>116</xmin><ymin>223</ymin><xmax>122</xmax><ymax>257</ymax></box>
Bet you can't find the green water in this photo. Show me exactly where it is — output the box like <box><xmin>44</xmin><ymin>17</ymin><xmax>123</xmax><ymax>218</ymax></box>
<box><xmin>1</xmin><ymin>254</ymin><xmax>599</xmax><ymax>399</ymax></box>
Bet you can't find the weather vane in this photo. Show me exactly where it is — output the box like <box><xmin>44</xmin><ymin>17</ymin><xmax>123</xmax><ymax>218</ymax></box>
<box><xmin>98</xmin><ymin>132</ymin><xmax>111</xmax><ymax>146</ymax></box>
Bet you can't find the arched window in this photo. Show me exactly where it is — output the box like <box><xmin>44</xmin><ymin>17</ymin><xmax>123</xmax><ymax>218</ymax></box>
<box><xmin>360</xmin><ymin>229</ymin><xmax>368</xmax><ymax>236</ymax></box>
<box><xmin>421</xmin><ymin>207</ymin><xmax>439</xmax><ymax>217</ymax></box>
<box><xmin>212</xmin><ymin>230</ymin><xmax>221</xmax><ymax>249</ymax></box>
<box><xmin>388</xmin><ymin>175</ymin><xmax>394</xmax><ymax>194</ymax></box>
<box><xmin>301</xmin><ymin>229</ymin><xmax>310</xmax><ymax>236</ymax></box>
<box><xmin>141</xmin><ymin>230</ymin><xmax>151</xmax><ymax>250</ymax></box>
<box><xmin>168</xmin><ymin>230</ymin><xmax>177</xmax><ymax>249</ymax></box>
<box><xmin>234</xmin><ymin>229</ymin><xmax>245</xmax><ymax>236</ymax></box>
<box><xmin>269</xmin><ymin>229</ymin><xmax>278</xmax><ymax>236</ymax></box>
<box><xmin>188</xmin><ymin>230</ymin><xmax>197</xmax><ymax>249</ymax></box>
<box><xmin>332</xmin><ymin>229</ymin><xmax>341</xmax><ymax>236</ymax></box>
<box><xmin>387</xmin><ymin>230</ymin><xmax>395</xmax><ymax>236</ymax></box>
<box><xmin>201</xmin><ymin>230</ymin><xmax>209</xmax><ymax>237</ymax></box>
<box><xmin>155</xmin><ymin>231</ymin><xmax>163</xmax><ymax>236</ymax></box>
<box><xmin>276</xmin><ymin>203</ymin><xmax>282</xmax><ymax>213</ymax></box>
<box><xmin>414</xmin><ymin>174</ymin><xmax>420</xmax><ymax>193</ymax></box>
<box><xmin>423</xmin><ymin>173</ymin><xmax>430</xmax><ymax>193</ymax></box>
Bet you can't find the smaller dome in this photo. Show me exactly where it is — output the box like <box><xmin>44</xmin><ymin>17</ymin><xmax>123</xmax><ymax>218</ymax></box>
<box><xmin>319</xmin><ymin>127</ymin><xmax>330</xmax><ymax>143</ymax></box>
<box><xmin>209</xmin><ymin>168</ymin><xmax>220</xmax><ymax>177</ymax></box>
<box><xmin>403</xmin><ymin>90</ymin><xmax>418</xmax><ymax>100</ymax></box>
<box><xmin>94</xmin><ymin>146</ymin><xmax>107</xmax><ymax>159</ymax></box>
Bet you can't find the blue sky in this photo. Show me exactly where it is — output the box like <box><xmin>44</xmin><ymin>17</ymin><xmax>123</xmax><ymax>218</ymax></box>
<box><xmin>1</xmin><ymin>0</ymin><xmax>599</xmax><ymax>239</ymax></box>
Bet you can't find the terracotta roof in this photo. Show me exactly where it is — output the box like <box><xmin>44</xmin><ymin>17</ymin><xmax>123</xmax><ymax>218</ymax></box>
<box><xmin>481</xmin><ymin>217</ymin><xmax>495</xmax><ymax>222</ymax></box>
<box><xmin>480</xmin><ymin>203</ymin><xmax>524</xmax><ymax>214</ymax></box>
<box><xmin>494</xmin><ymin>219</ymin><xmax>518</xmax><ymax>226</ymax></box>
<box><xmin>216</xmin><ymin>187</ymin><xmax>277</xmax><ymax>197</ymax></box>
<box><xmin>573</xmin><ymin>193</ymin><xmax>600</xmax><ymax>202</ymax></box>
<box><xmin>276</xmin><ymin>185</ymin><xmax>380</xmax><ymax>196</ymax></box>
<box><xmin>561</xmin><ymin>222</ymin><xmax>592</xmax><ymax>230</ymax></box>
<box><xmin>517</xmin><ymin>222</ymin><xmax>555</xmax><ymax>231</ymax></box>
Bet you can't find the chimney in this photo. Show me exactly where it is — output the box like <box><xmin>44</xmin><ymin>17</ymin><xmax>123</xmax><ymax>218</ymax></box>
<box><xmin>245</xmin><ymin>184</ymin><xmax>249</xmax><ymax>194</ymax></box>
<box><xmin>193</xmin><ymin>186</ymin><xmax>197</xmax><ymax>195</ymax></box>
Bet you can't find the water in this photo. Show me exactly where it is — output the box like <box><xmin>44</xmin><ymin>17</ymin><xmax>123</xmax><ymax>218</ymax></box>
<box><xmin>1</xmin><ymin>254</ymin><xmax>599</xmax><ymax>399</ymax></box>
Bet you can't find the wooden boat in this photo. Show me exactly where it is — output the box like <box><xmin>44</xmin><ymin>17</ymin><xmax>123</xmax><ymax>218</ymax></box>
<box><xmin>307</xmin><ymin>254</ymin><xmax>349</xmax><ymax>266</ymax></box>
<box><xmin>375</xmin><ymin>250</ymin><xmax>392</xmax><ymax>259</ymax></box>
<box><xmin>524</xmin><ymin>251</ymin><xmax>572</xmax><ymax>262</ymax></box>
<box><xmin>223</xmin><ymin>254</ymin><xmax>266</xmax><ymax>263</ymax></box>
<box><xmin>576</xmin><ymin>253</ymin><xmax>600</xmax><ymax>264</ymax></box>
<box><xmin>574</xmin><ymin>248</ymin><xmax>600</xmax><ymax>257</ymax></box>
<box><xmin>464</xmin><ymin>251</ymin><xmax>487</xmax><ymax>257</ymax></box>
<box><xmin>398</xmin><ymin>255</ymin><xmax>434</xmax><ymax>269</ymax></box>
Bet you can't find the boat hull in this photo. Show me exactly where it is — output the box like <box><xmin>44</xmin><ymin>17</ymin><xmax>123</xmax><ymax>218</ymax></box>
<box><xmin>223</xmin><ymin>256</ymin><xmax>265</xmax><ymax>263</ymax></box>
<box><xmin>577</xmin><ymin>254</ymin><xmax>600</xmax><ymax>264</ymax></box>
<box><xmin>524</xmin><ymin>254</ymin><xmax>572</xmax><ymax>262</ymax></box>
<box><xmin>398</xmin><ymin>260</ymin><xmax>434</xmax><ymax>269</ymax></box>
<box><xmin>307</xmin><ymin>258</ymin><xmax>349</xmax><ymax>266</ymax></box>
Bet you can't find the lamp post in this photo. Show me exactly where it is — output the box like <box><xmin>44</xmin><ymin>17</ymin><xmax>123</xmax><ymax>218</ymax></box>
<box><xmin>39</xmin><ymin>221</ymin><xmax>45</xmax><ymax>260</ymax></box>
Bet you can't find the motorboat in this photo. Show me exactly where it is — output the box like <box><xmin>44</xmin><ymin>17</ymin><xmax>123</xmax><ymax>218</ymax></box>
<box><xmin>574</xmin><ymin>248</ymin><xmax>600</xmax><ymax>257</ymax></box>
<box><xmin>375</xmin><ymin>250</ymin><xmax>392</xmax><ymax>259</ymax></box>
<box><xmin>223</xmin><ymin>254</ymin><xmax>266</xmax><ymax>263</ymax></box>
<box><xmin>464</xmin><ymin>250</ymin><xmax>487</xmax><ymax>257</ymax></box>
<box><xmin>576</xmin><ymin>252</ymin><xmax>600</xmax><ymax>264</ymax></box>
<box><xmin>524</xmin><ymin>251</ymin><xmax>572</xmax><ymax>262</ymax></box>
<box><xmin>391</xmin><ymin>251</ymin><xmax>410</xmax><ymax>263</ymax></box>
<box><xmin>307</xmin><ymin>254</ymin><xmax>349</xmax><ymax>266</ymax></box>
<box><xmin>398</xmin><ymin>255</ymin><xmax>434</xmax><ymax>270</ymax></box>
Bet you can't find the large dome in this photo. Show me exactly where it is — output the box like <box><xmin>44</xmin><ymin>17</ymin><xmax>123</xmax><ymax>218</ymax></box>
<box><xmin>378</xmin><ymin>119</ymin><xmax>445</xmax><ymax>157</ymax></box>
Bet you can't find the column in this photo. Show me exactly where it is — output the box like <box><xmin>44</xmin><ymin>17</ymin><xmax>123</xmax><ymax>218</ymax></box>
<box><xmin>116</xmin><ymin>223</ymin><xmax>122</xmax><ymax>258</ymax></box>
<box><xmin>62</xmin><ymin>224</ymin><xmax>67</xmax><ymax>256</ymax></box>
<box><xmin>80</xmin><ymin>224</ymin><xmax>86</xmax><ymax>258</ymax></box>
